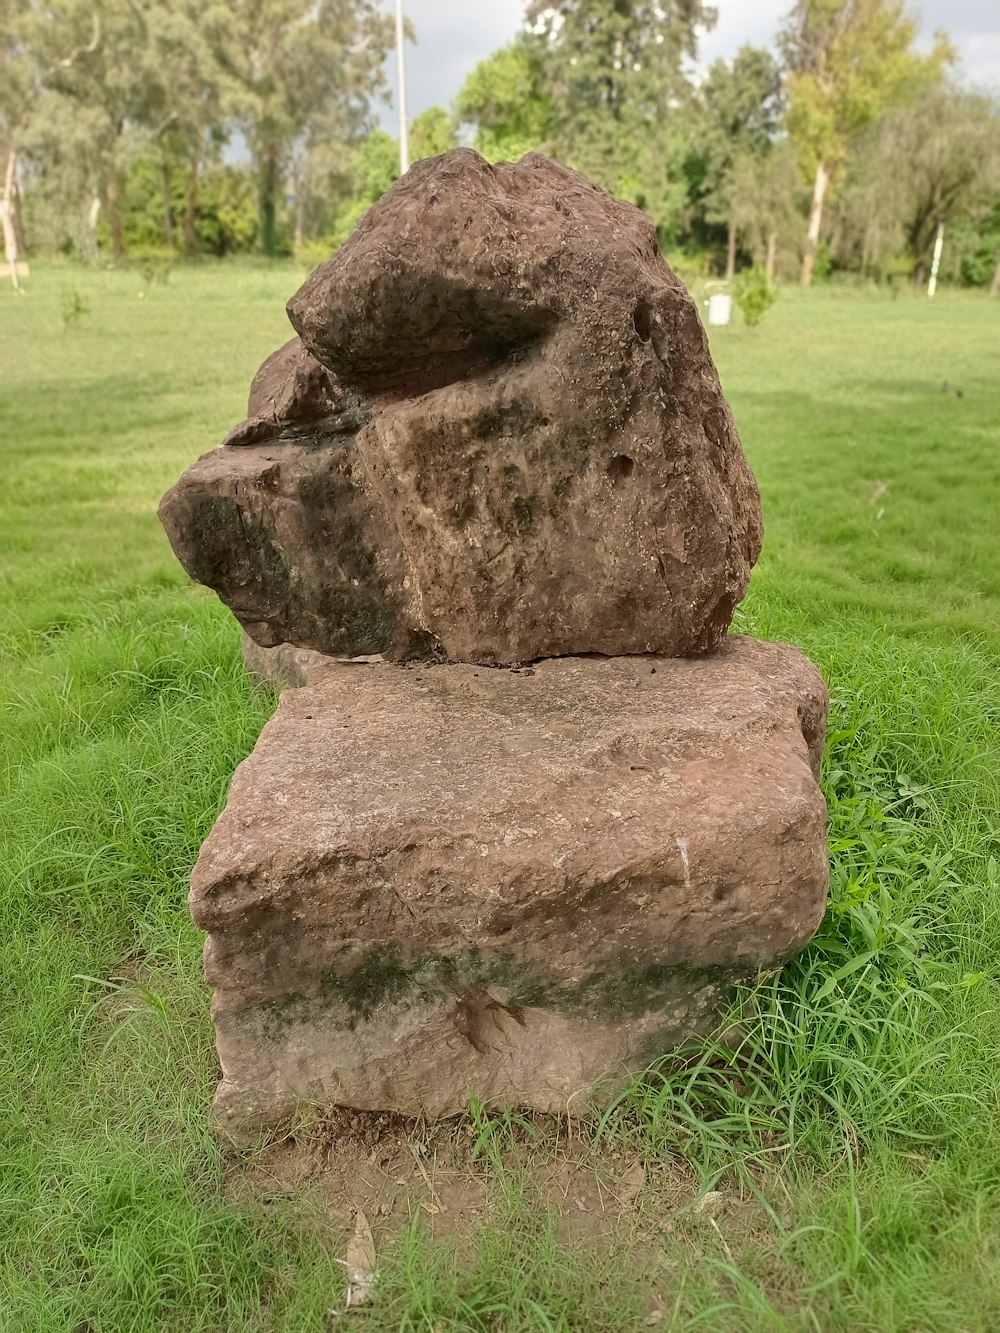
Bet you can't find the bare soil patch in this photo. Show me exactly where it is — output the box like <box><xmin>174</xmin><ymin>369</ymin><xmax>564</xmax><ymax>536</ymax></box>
<box><xmin>223</xmin><ymin>1106</ymin><xmax>776</xmax><ymax>1273</ymax></box>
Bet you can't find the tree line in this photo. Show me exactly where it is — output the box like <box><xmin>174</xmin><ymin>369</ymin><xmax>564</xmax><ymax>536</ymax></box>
<box><xmin>3</xmin><ymin>0</ymin><xmax>999</xmax><ymax>290</ymax></box>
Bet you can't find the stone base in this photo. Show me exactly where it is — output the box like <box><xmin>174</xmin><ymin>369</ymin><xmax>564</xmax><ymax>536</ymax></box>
<box><xmin>192</xmin><ymin>637</ymin><xmax>829</xmax><ymax>1140</ymax></box>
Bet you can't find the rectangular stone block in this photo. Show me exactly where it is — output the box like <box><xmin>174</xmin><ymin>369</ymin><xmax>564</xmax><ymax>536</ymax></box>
<box><xmin>191</xmin><ymin>636</ymin><xmax>828</xmax><ymax>1138</ymax></box>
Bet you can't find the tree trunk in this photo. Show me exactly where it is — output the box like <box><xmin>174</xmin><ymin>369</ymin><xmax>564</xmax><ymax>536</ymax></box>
<box><xmin>184</xmin><ymin>134</ymin><xmax>201</xmax><ymax>256</ymax></box>
<box><xmin>989</xmin><ymin>251</ymin><xmax>1000</xmax><ymax>298</ymax></box>
<box><xmin>11</xmin><ymin>170</ymin><xmax>25</xmax><ymax>255</ymax></box>
<box><xmin>1</xmin><ymin>148</ymin><xmax>19</xmax><ymax>268</ymax></box>
<box><xmin>725</xmin><ymin>219</ymin><xmax>736</xmax><ymax>281</ymax></box>
<box><xmin>161</xmin><ymin>153</ymin><xmax>174</xmax><ymax>249</ymax></box>
<box><xmin>83</xmin><ymin>192</ymin><xmax>101</xmax><ymax>264</ymax></box>
<box><xmin>294</xmin><ymin>181</ymin><xmax>306</xmax><ymax>252</ymax></box>
<box><xmin>765</xmin><ymin>231</ymin><xmax>777</xmax><ymax>284</ymax></box>
<box><xmin>260</xmin><ymin>143</ymin><xmax>279</xmax><ymax>257</ymax></box>
<box><xmin>105</xmin><ymin>176</ymin><xmax>125</xmax><ymax>258</ymax></box>
<box><xmin>3</xmin><ymin>147</ymin><xmax>27</xmax><ymax>256</ymax></box>
<box><xmin>914</xmin><ymin>260</ymin><xmax>926</xmax><ymax>287</ymax></box>
<box><xmin>800</xmin><ymin>159</ymin><xmax>830</xmax><ymax>288</ymax></box>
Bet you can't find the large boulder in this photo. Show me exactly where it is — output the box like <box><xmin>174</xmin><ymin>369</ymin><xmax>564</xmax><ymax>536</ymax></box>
<box><xmin>191</xmin><ymin>637</ymin><xmax>829</xmax><ymax>1139</ymax></box>
<box><xmin>159</xmin><ymin>150</ymin><xmax>762</xmax><ymax>665</ymax></box>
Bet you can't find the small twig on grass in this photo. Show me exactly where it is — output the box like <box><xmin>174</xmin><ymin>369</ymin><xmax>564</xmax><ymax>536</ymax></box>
<box><xmin>408</xmin><ymin>1142</ymin><xmax>447</xmax><ymax>1213</ymax></box>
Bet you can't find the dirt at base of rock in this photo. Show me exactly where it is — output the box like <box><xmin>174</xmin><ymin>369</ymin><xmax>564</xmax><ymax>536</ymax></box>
<box><xmin>225</xmin><ymin>1104</ymin><xmax>781</xmax><ymax>1324</ymax></box>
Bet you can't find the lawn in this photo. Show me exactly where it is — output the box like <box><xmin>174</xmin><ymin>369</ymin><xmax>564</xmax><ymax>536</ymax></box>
<box><xmin>2</xmin><ymin>263</ymin><xmax>999</xmax><ymax>1330</ymax></box>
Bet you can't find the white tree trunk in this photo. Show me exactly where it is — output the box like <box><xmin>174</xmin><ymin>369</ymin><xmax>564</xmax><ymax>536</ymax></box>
<box><xmin>82</xmin><ymin>193</ymin><xmax>101</xmax><ymax>264</ymax></box>
<box><xmin>800</xmin><ymin>160</ymin><xmax>830</xmax><ymax>288</ymax></box>
<box><xmin>1</xmin><ymin>149</ymin><xmax>20</xmax><ymax>289</ymax></box>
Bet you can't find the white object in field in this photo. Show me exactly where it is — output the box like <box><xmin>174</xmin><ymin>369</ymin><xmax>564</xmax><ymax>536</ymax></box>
<box><xmin>707</xmin><ymin>293</ymin><xmax>732</xmax><ymax>326</ymax></box>
<box><xmin>395</xmin><ymin>0</ymin><xmax>409</xmax><ymax>175</ymax></box>
<box><xmin>927</xmin><ymin>220</ymin><xmax>944</xmax><ymax>299</ymax></box>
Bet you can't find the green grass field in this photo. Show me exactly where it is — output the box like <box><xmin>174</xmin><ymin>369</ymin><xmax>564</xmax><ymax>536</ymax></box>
<box><xmin>2</xmin><ymin>264</ymin><xmax>999</xmax><ymax>1330</ymax></box>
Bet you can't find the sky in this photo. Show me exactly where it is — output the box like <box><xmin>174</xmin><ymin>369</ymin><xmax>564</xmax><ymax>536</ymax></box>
<box><xmin>377</xmin><ymin>0</ymin><xmax>1000</xmax><ymax>134</ymax></box>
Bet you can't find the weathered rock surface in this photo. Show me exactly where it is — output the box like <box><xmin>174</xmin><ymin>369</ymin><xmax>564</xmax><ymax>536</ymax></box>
<box><xmin>159</xmin><ymin>149</ymin><xmax>762</xmax><ymax>665</ymax></box>
<box><xmin>241</xmin><ymin>632</ymin><xmax>378</xmax><ymax>692</ymax></box>
<box><xmin>192</xmin><ymin>637</ymin><xmax>829</xmax><ymax>1138</ymax></box>
<box><xmin>221</xmin><ymin>337</ymin><xmax>369</xmax><ymax>449</ymax></box>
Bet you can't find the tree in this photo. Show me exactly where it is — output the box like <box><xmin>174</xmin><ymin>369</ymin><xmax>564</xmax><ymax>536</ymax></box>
<box><xmin>0</xmin><ymin>0</ymin><xmax>32</xmax><ymax>262</ymax></box>
<box><xmin>526</xmin><ymin>0</ymin><xmax>716</xmax><ymax>234</ymax></box>
<box><xmin>827</xmin><ymin>83</ymin><xmax>1000</xmax><ymax>284</ymax></box>
<box><xmin>30</xmin><ymin>0</ymin><xmax>156</xmax><ymax>259</ymax></box>
<box><xmin>218</xmin><ymin>0</ymin><xmax>393</xmax><ymax>257</ymax></box>
<box><xmin>454</xmin><ymin>33</ymin><xmax>554</xmax><ymax>162</ymax></box>
<box><xmin>781</xmin><ymin>0</ymin><xmax>952</xmax><ymax>286</ymax></box>
<box><xmin>409</xmin><ymin>106</ymin><xmax>455</xmax><ymax>162</ymax></box>
<box><xmin>0</xmin><ymin>0</ymin><xmax>102</xmax><ymax>261</ymax></box>
<box><xmin>326</xmin><ymin>128</ymin><xmax>399</xmax><ymax>248</ymax></box>
<box><xmin>729</xmin><ymin>141</ymin><xmax>802</xmax><ymax>281</ymax></box>
<box><xmin>139</xmin><ymin>0</ymin><xmax>235</xmax><ymax>256</ymax></box>
<box><xmin>887</xmin><ymin>85</ymin><xmax>1000</xmax><ymax>283</ymax></box>
<box><xmin>696</xmin><ymin>45</ymin><xmax>782</xmax><ymax>278</ymax></box>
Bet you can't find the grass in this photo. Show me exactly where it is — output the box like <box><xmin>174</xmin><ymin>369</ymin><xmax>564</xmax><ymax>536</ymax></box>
<box><xmin>2</xmin><ymin>262</ymin><xmax>999</xmax><ymax>1329</ymax></box>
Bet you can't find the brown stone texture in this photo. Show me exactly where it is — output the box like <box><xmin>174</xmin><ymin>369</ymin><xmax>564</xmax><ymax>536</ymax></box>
<box><xmin>159</xmin><ymin>149</ymin><xmax>762</xmax><ymax>665</ymax></box>
<box><xmin>221</xmin><ymin>337</ymin><xmax>369</xmax><ymax>449</ymax></box>
<box><xmin>191</xmin><ymin>637</ymin><xmax>829</xmax><ymax>1138</ymax></box>
<box><xmin>241</xmin><ymin>632</ymin><xmax>378</xmax><ymax>692</ymax></box>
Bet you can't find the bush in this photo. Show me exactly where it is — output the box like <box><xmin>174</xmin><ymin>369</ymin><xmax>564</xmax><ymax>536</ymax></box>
<box><xmin>59</xmin><ymin>284</ymin><xmax>89</xmax><ymax>328</ymax></box>
<box><xmin>735</xmin><ymin>265</ymin><xmax>778</xmax><ymax>328</ymax></box>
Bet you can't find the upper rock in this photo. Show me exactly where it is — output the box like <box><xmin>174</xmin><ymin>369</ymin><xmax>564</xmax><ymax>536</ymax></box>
<box><xmin>160</xmin><ymin>149</ymin><xmax>762</xmax><ymax>664</ymax></box>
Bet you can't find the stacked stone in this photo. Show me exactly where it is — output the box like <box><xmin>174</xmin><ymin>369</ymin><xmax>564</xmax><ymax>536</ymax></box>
<box><xmin>160</xmin><ymin>150</ymin><xmax>829</xmax><ymax>1139</ymax></box>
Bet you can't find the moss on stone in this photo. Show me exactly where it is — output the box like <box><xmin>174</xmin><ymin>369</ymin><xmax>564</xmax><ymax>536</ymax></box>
<box><xmin>249</xmin><ymin>944</ymin><xmax>738</xmax><ymax>1041</ymax></box>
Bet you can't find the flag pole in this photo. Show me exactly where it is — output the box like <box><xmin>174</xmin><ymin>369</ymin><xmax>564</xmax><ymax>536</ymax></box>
<box><xmin>395</xmin><ymin>0</ymin><xmax>409</xmax><ymax>175</ymax></box>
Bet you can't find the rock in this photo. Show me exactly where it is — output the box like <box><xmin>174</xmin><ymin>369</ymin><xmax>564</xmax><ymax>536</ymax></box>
<box><xmin>159</xmin><ymin>149</ymin><xmax>762</xmax><ymax>666</ymax></box>
<box><xmin>158</xmin><ymin>437</ymin><xmax>421</xmax><ymax>657</ymax></box>
<box><xmin>220</xmin><ymin>338</ymin><xmax>369</xmax><ymax>449</ymax></box>
<box><xmin>241</xmin><ymin>633</ymin><xmax>378</xmax><ymax>692</ymax></box>
<box><xmin>191</xmin><ymin>637</ymin><xmax>828</xmax><ymax>1139</ymax></box>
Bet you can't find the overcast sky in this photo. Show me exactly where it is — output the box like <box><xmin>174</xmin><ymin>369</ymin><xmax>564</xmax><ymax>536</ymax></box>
<box><xmin>377</xmin><ymin>0</ymin><xmax>1000</xmax><ymax>134</ymax></box>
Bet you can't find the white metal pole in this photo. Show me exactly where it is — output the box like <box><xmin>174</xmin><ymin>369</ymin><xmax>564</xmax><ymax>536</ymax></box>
<box><xmin>395</xmin><ymin>0</ymin><xmax>409</xmax><ymax>175</ymax></box>
<box><xmin>927</xmin><ymin>220</ymin><xmax>944</xmax><ymax>299</ymax></box>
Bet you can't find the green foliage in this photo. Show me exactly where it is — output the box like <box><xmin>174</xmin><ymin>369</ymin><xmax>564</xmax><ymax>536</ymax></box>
<box><xmin>6</xmin><ymin>0</ymin><xmax>1000</xmax><ymax>287</ymax></box>
<box><xmin>131</xmin><ymin>248</ymin><xmax>175</xmax><ymax>286</ymax></box>
<box><xmin>216</xmin><ymin>0</ymin><xmax>394</xmax><ymax>256</ymax></box>
<box><xmin>525</xmin><ymin>0</ymin><xmax>717</xmax><ymax>236</ymax></box>
<box><xmin>409</xmin><ymin>105</ymin><xmax>456</xmax><ymax>162</ymax></box>
<box><xmin>325</xmin><ymin>128</ymin><xmax>400</xmax><ymax>249</ymax></box>
<box><xmin>694</xmin><ymin>45</ymin><xmax>783</xmax><ymax>229</ymax></box>
<box><xmin>728</xmin><ymin>141</ymin><xmax>804</xmax><ymax>277</ymax></box>
<box><xmin>58</xmin><ymin>282</ymin><xmax>89</xmax><ymax>327</ymax></box>
<box><xmin>781</xmin><ymin>0</ymin><xmax>952</xmax><ymax>181</ymax></box>
<box><xmin>735</xmin><ymin>265</ymin><xmax>778</xmax><ymax>326</ymax></box>
<box><xmin>958</xmin><ymin>199</ymin><xmax>1000</xmax><ymax>286</ymax></box>
<box><xmin>193</xmin><ymin>165</ymin><xmax>258</xmax><ymax>256</ymax></box>
<box><xmin>853</xmin><ymin>85</ymin><xmax>1000</xmax><ymax>278</ymax></box>
<box><xmin>454</xmin><ymin>32</ymin><xmax>554</xmax><ymax>162</ymax></box>
<box><xmin>4</xmin><ymin>0</ymin><xmax>393</xmax><ymax>261</ymax></box>
<box><xmin>113</xmin><ymin>158</ymin><xmax>257</xmax><ymax>259</ymax></box>
<box><xmin>780</xmin><ymin>0</ymin><xmax>956</xmax><ymax>283</ymax></box>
